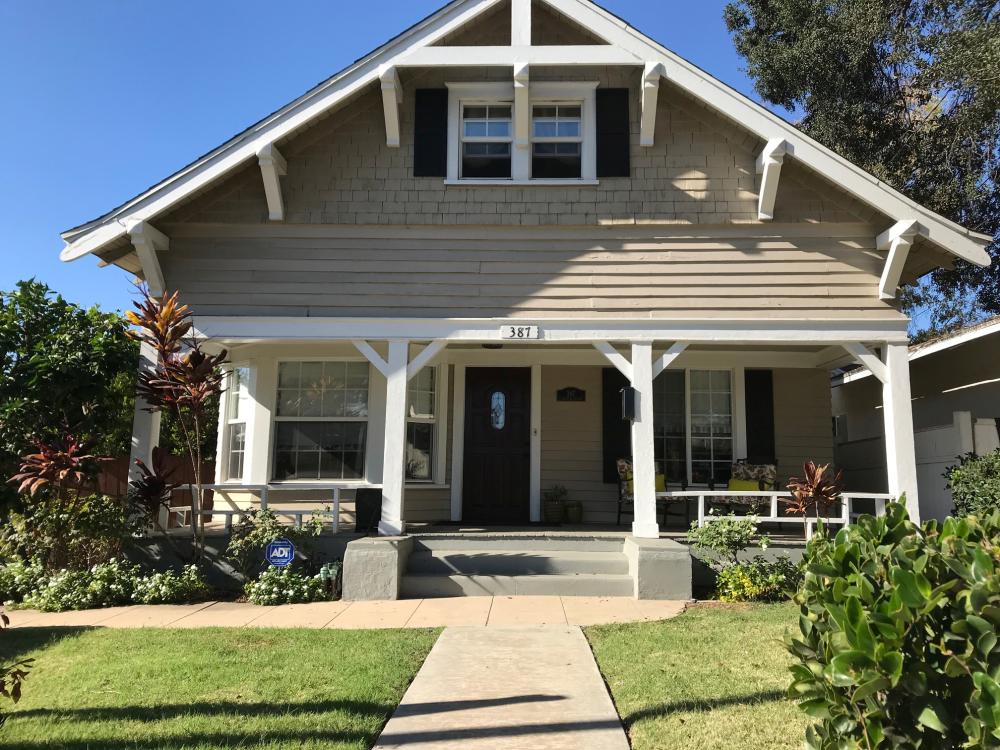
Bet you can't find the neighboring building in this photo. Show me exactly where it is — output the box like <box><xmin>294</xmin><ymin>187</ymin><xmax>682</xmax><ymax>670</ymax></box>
<box><xmin>59</xmin><ymin>0</ymin><xmax>991</xmax><ymax>597</ymax></box>
<box><xmin>833</xmin><ymin>318</ymin><xmax>1000</xmax><ymax>521</ymax></box>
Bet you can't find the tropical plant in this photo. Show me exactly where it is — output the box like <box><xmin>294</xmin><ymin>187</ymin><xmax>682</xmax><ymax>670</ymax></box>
<box><xmin>716</xmin><ymin>555</ymin><xmax>802</xmax><ymax>602</ymax></box>
<box><xmin>785</xmin><ymin>461</ymin><xmax>845</xmax><ymax>538</ymax></box>
<box><xmin>9</xmin><ymin>434</ymin><xmax>101</xmax><ymax>498</ymax></box>
<box><xmin>126</xmin><ymin>286</ymin><xmax>227</xmax><ymax>557</ymax></box>
<box><xmin>945</xmin><ymin>449</ymin><xmax>1000</xmax><ymax>518</ymax></box>
<box><xmin>787</xmin><ymin>501</ymin><xmax>1000</xmax><ymax>748</ymax></box>
<box><xmin>687</xmin><ymin>511</ymin><xmax>770</xmax><ymax>568</ymax></box>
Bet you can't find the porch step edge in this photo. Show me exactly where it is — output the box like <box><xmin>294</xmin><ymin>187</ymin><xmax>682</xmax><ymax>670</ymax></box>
<box><xmin>400</xmin><ymin>573</ymin><xmax>635</xmax><ymax>598</ymax></box>
<box><xmin>407</xmin><ymin>549</ymin><xmax>629</xmax><ymax>576</ymax></box>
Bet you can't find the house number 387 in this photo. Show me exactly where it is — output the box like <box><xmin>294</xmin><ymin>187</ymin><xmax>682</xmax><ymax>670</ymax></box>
<box><xmin>500</xmin><ymin>325</ymin><xmax>539</xmax><ymax>340</ymax></box>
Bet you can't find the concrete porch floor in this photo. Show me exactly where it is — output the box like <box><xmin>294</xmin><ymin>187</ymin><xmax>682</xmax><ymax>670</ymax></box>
<box><xmin>8</xmin><ymin>596</ymin><xmax>686</xmax><ymax>630</ymax></box>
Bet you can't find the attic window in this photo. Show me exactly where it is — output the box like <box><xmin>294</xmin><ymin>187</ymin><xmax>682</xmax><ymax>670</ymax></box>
<box><xmin>461</xmin><ymin>104</ymin><xmax>512</xmax><ymax>178</ymax></box>
<box><xmin>531</xmin><ymin>104</ymin><xmax>582</xmax><ymax>179</ymax></box>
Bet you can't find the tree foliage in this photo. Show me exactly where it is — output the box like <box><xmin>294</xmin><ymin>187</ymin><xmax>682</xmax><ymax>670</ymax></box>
<box><xmin>725</xmin><ymin>0</ymin><xmax>1000</xmax><ymax>335</ymax></box>
<box><xmin>0</xmin><ymin>281</ymin><xmax>136</xmax><ymax>485</ymax></box>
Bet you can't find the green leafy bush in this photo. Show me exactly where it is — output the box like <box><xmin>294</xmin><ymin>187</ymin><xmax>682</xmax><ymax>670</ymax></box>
<box><xmin>16</xmin><ymin>560</ymin><xmax>210</xmax><ymax>612</ymax></box>
<box><xmin>946</xmin><ymin>449</ymin><xmax>1000</xmax><ymax>518</ymax></box>
<box><xmin>787</xmin><ymin>501</ymin><xmax>1000</xmax><ymax>748</ymax></box>
<box><xmin>225</xmin><ymin>508</ymin><xmax>325</xmax><ymax>578</ymax></box>
<box><xmin>687</xmin><ymin>511</ymin><xmax>770</xmax><ymax>568</ymax></box>
<box><xmin>716</xmin><ymin>555</ymin><xmax>802</xmax><ymax>602</ymax></box>
<box><xmin>244</xmin><ymin>566</ymin><xmax>329</xmax><ymax>606</ymax></box>
<box><xmin>0</xmin><ymin>560</ymin><xmax>45</xmax><ymax>604</ymax></box>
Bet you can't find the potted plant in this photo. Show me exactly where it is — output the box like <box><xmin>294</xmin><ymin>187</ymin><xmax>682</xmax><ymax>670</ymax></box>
<box><xmin>564</xmin><ymin>497</ymin><xmax>583</xmax><ymax>525</ymax></box>
<box><xmin>542</xmin><ymin>485</ymin><xmax>567</xmax><ymax>524</ymax></box>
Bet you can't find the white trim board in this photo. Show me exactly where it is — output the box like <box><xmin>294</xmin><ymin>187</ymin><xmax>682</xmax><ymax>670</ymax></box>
<box><xmin>59</xmin><ymin>0</ymin><xmax>990</xmax><ymax>269</ymax></box>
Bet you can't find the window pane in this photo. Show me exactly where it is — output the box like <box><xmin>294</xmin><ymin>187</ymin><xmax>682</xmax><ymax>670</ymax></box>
<box><xmin>556</xmin><ymin>121</ymin><xmax>580</xmax><ymax>137</ymax></box>
<box><xmin>559</xmin><ymin>105</ymin><xmax>581</xmax><ymax>118</ymax></box>
<box><xmin>463</xmin><ymin>106</ymin><xmax>487</xmax><ymax>119</ymax></box>
<box><xmin>406</xmin><ymin>422</ymin><xmax>434</xmax><ymax>480</ymax></box>
<box><xmin>322</xmin><ymin>389</ymin><xmax>345</xmax><ymax>418</ymax></box>
<box><xmin>462</xmin><ymin>146</ymin><xmax>511</xmax><ymax>178</ymax></box>
<box><xmin>464</xmin><ymin>121</ymin><xmax>487</xmax><ymax>137</ymax></box>
<box><xmin>300</xmin><ymin>362</ymin><xmax>324</xmax><ymax>389</ymax></box>
<box><xmin>533</xmin><ymin>121</ymin><xmax>557</xmax><ymax>137</ymax></box>
<box><xmin>690</xmin><ymin>370</ymin><xmax>711</xmax><ymax>390</ymax></box>
<box><xmin>346</xmin><ymin>362</ymin><xmax>369</xmax><ymax>387</ymax></box>
<box><xmin>531</xmin><ymin>150</ymin><xmax>581</xmax><ymax>179</ymax></box>
<box><xmin>278</xmin><ymin>362</ymin><xmax>301</xmax><ymax>388</ymax></box>
<box><xmin>486</xmin><ymin>121</ymin><xmax>510</xmax><ymax>137</ymax></box>
<box><xmin>344</xmin><ymin>389</ymin><xmax>369</xmax><ymax>418</ymax></box>
<box><xmin>272</xmin><ymin>421</ymin><xmax>367</xmax><ymax>481</ymax></box>
<box><xmin>489</xmin><ymin>105</ymin><xmax>511</xmax><ymax>119</ymax></box>
<box><xmin>300</xmin><ymin>388</ymin><xmax>323</xmax><ymax>417</ymax></box>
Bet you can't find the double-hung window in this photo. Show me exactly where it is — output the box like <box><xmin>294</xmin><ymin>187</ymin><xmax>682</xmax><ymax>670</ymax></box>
<box><xmin>652</xmin><ymin>369</ymin><xmax>734</xmax><ymax>486</ymax></box>
<box><xmin>531</xmin><ymin>104</ymin><xmax>582</xmax><ymax>179</ymax></box>
<box><xmin>224</xmin><ymin>366</ymin><xmax>250</xmax><ymax>481</ymax></box>
<box><xmin>406</xmin><ymin>367</ymin><xmax>437</xmax><ymax>481</ymax></box>
<box><xmin>272</xmin><ymin>361</ymin><xmax>369</xmax><ymax>481</ymax></box>
<box><xmin>461</xmin><ymin>104</ymin><xmax>512</xmax><ymax>178</ymax></box>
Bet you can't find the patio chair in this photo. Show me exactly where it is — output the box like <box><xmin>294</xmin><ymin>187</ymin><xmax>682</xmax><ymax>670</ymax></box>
<box><xmin>615</xmin><ymin>458</ymin><xmax>683</xmax><ymax>526</ymax></box>
<box><xmin>707</xmin><ymin>460</ymin><xmax>777</xmax><ymax>515</ymax></box>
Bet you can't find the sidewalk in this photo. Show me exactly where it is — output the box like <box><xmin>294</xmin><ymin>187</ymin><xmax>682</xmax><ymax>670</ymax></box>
<box><xmin>374</xmin><ymin>626</ymin><xmax>631</xmax><ymax>749</ymax></box>
<box><xmin>9</xmin><ymin>596</ymin><xmax>685</xmax><ymax>630</ymax></box>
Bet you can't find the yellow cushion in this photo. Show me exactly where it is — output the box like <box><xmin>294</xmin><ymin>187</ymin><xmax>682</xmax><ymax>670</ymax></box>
<box><xmin>627</xmin><ymin>474</ymin><xmax>667</xmax><ymax>495</ymax></box>
<box><xmin>727</xmin><ymin>478</ymin><xmax>772</xmax><ymax>491</ymax></box>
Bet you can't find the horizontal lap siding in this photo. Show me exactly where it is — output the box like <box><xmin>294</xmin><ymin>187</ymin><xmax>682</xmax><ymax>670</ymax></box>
<box><xmin>162</xmin><ymin>230</ymin><xmax>896</xmax><ymax>319</ymax></box>
<box><xmin>773</xmin><ymin>368</ymin><xmax>836</xmax><ymax>483</ymax></box>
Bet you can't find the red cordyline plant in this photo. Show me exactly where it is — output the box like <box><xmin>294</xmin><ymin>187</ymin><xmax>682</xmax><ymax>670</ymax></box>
<box><xmin>9</xmin><ymin>433</ymin><xmax>100</xmax><ymax>502</ymax></box>
<box><xmin>126</xmin><ymin>286</ymin><xmax>227</xmax><ymax>557</ymax></box>
<box><xmin>784</xmin><ymin>461</ymin><xmax>845</xmax><ymax>539</ymax></box>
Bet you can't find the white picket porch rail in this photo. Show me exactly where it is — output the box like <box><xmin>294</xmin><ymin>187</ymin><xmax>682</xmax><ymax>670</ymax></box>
<box><xmin>658</xmin><ymin>490</ymin><xmax>893</xmax><ymax>538</ymax></box>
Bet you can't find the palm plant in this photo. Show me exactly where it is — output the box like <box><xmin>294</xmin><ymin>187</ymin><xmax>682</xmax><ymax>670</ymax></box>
<box><xmin>784</xmin><ymin>461</ymin><xmax>844</xmax><ymax>539</ymax></box>
<box><xmin>126</xmin><ymin>286</ymin><xmax>227</xmax><ymax>557</ymax></box>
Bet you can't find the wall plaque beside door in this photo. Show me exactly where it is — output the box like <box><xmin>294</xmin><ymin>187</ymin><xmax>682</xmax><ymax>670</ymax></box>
<box><xmin>556</xmin><ymin>387</ymin><xmax>586</xmax><ymax>402</ymax></box>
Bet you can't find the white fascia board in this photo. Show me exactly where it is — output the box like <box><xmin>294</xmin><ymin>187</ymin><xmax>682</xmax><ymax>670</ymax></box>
<box><xmin>640</xmin><ymin>61</ymin><xmax>664</xmax><ymax>147</ymax></box>
<box><xmin>379</xmin><ymin>65</ymin><xmax>403</xmax><ymax>147</ymax></box>
<box><xmin>755</xmin><ymin>138</ymin><xmax>790</xmax><ymax>221</ymax></box>
<box><xmin>909</xmin><ymin>319</ymin><xmax>1000</xmax><ymax>362</ymax></box>
<box><xmin>395</xmin><ymin>45</ymin><xmax>643</xmax><ymax>67</ymax></box>
<box><xmin>59</xmin><ymin>0</ymin><xmax>505</xmax><ymax>262</ymax></box>
<box><xmin>191</xmin><ymin>315</ymin><xmax>910</xmax><ymax>345</ymax></box>
<box><xmin>538</xmin><ymin>0</ymin><xmax>992</xmax><ymax>267</ymax></box>
<box><xmin>256</xmin><ymin>143</ymin><xmax>287</xmax><ymax>221</ymax></box>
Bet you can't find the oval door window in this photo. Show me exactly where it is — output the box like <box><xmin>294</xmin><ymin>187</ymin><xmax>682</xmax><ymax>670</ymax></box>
<box><xmin>490</xmin><ymin>391</ymin><xmax>506</xmax><ymax>430</ymax></box>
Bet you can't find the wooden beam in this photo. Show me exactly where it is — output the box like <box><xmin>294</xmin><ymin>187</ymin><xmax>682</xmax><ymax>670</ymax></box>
<box><xmin>514</xmin><ymin>63</ymin><xmax>530</xmax><ymax>151</ymax></box>
<box><xmin>379</xmin><ymin>65</ymin><xmax>402</xmax><ymax>148</ymax></box>
<box><xmin>593</xmin><ymin>341</ymin><xmax>633</xmax><ymax>381</ymax></box>
<box><xmin>756</xmin><ymin>138</ymin><xmax>790</xmax><ymax>221</ymax></box>
<box><xmin>876</xmin><ymin>219</ymin><xmax>920</xmax><ymax>301</ymax></box>
<box><xmin>125</xmin><ymin>220</ymin><xmax>169</xmax><ymax>295</ymax></box>
<box><xmin>842</xmin><ymin>342</ymin><xmax>888</xmax><ymax>384</ymax></box>
<box><xmin>640</xmin><ymin>61</ymin><xmax>664</xmax><ymax>147</ymax></box>
<box><xmin>256</xmin><ymin>144</ymin><xmax>287</xmax><ymax>221</ymax></box>
<box><xmin>397</xmin><ymin>45</ymin><xmax>643</xmax><ymax>68</ymax></box>
<box><xmin>351</xmin><ymin>340</ymin><xmax>390</xmax><ymax>377</ymax></box>
<box><xmin>652</xmin><ymin>342</ymin><xmax>687</xmax><ymax>378</ymax></box>
<box><xmin>407</xmin><ymin>340</ymin><xmax>446</xmax><ymax>381</ymax></box>
<box><xmin>511</xmin><ymin>0</ymin><xmax>531</xmax><ymax>46</ymax></box>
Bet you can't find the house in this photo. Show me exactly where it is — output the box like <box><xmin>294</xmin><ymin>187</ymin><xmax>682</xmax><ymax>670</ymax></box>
<box><xmin>59</xmin><ymin>0</ymin><xmax>992</xmax><ymax>598</ymax></box>
<box><xmin>833</xmin><ymin>317</ymin><xmax>1000</xmax><ymax>521</ymax></box>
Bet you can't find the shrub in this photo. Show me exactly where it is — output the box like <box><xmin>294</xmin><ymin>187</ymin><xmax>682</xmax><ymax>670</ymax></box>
<box><xmin>0</xmin><ymin>560</ymin><xmax>45</xmax><ymax>605</ymax></box>
<box><xmin>225</xmin><ymin>508</ymin><xmax>325</xmax><ymax>579</ymax></box>
<box><xmin>945</xmin><ymin>449</ymin><xmax>1000</xmax><ymax>518</ymax></box>
<box><xmin>787</xmin><ymin>501</ymin><xmax>1000</xmax><ymax>748</ymax></box>
<box><xmin>716</xmin><ymin>555</ymin><xmax>802</xmax><ymax>602</ymax></box>
<box><xmin>131</xmin><ymin>565</ymin><xmax>210</xmax><ymax>605</ymax></box>
<box><xmin>687</xmin><ymin>511</ymin><xmax>770</xmax><ymax>568</ymax></box>
<box><xmin>244</xmin><ymin>566</ymin><xmax>329</xmax><ymax>606</ymax></box>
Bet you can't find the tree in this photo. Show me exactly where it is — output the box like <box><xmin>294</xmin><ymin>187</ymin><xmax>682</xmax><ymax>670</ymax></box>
<box><xmin>724</xmin><ymin>0</ymin><xmax>1000</xmax><ymax>337</ymax></box>
<box><xmin>0</xmin><ymin>281</ymin><xmax>137</xmax><ymax>491</ymax></box>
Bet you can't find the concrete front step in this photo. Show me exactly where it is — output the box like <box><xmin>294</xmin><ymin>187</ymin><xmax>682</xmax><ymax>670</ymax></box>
<box><xmin>401</xmin><ymin>573</ymin><xmax>635</xmax><ymax>598</ymax></box>
<box><xmin>411</xmin><ymin>534</ymin><xmax>626</xmax><ymax>553</ymax></box>
<box><xmin>408</xmin><ymin>549</ymin><xmax>630</xmax><ymax>576</ymax></box>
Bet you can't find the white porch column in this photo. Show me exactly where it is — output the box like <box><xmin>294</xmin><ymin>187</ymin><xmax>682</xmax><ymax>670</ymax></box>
<box><xmin>882</xmin><ymin>342</ymin><xmax>920</xmax><ymax>521</ymax></box>
<box><xmin>128</xmin><ymin>341</ymin><xmax>161</xmax><ymax>482</ymax></box>
<box><xmin>630</xmin><ymin>342</ymin><xmax>659</xmax><ymax>538</ymax></box>
<box><xmin>380</xmin><ymin>341</ymin><xmax>409</xmax><ymax>536</ymax></box>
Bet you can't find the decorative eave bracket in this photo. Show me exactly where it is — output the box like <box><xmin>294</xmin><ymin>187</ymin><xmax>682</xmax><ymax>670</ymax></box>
<box><xmin>756</xmin><ymin>138</ymin><xmax>791</xmax><ymax>221</ymax></box>
<box><xmin>593</xmin><ymin>341</ymin><xmax>688</xmax><ymax>382</ymax></box>
<box><xmin>256</xmin><ymin>143</ymin><xmax>287</xmax><ymax>221</ymax></box>
<box><xmin>379</xmin><ymin>65</ymin><xmax>403</xmax><ymax>148</ymax></box>
<box><xmin>876</xmin><ymin>219</ymin><xmax>921</xmax><ymax>301</ymax></box>
<box><xmin>126</xmin><ymin>220</ymin><xmax>169</xmax><ymax>296</ymax></box>
<box><xmin>842</xmin><ymin>342</ymin><xmax>888</xmax><ymax>384</ymax></box>
<box><xmin>640</xmin><ymin>61</ymin><xmax>665</xmax><ymax>147</ymax></box>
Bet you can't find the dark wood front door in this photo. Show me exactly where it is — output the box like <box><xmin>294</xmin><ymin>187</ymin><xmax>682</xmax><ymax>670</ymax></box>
<box><xmin>463</xmin><ymin>367</ymin><xmax>531</xmax><ymax>524</ymax></box>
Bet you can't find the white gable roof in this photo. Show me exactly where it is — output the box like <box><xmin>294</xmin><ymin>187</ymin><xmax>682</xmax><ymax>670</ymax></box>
<box><xmin>60</xmin><ymin>0</ymin><xmax>992</xmax><ymax>268</ymax></box>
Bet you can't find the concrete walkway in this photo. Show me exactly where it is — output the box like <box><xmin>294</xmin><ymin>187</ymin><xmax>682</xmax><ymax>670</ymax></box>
<box><xmin>9</xmin><ymin>596</ymin><xmax>685</xmax><ymax>630</ymax></box>
<box><xmin>374</xmin><ymin>626</ymin><xmax>630</xmax><ymax>750</ymax></box>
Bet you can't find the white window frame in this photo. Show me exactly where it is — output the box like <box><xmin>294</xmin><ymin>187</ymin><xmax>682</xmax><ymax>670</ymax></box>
<box><xmin>445</xmin><ymin>81</ymin><xmax>598</xmax><ymax>184</ymax></box>
<box><xmin>459</xmin><ymin>101</ymin><xmax>514</xmax><ymax>180</ymax></box>
<box><xmin>221</xmin><ymin>363</ymin><xmax>252</xmax><ymax>482</ymax></box>
<box><xmin>530</xmin><ymin>101</ymin><xmax>584</xmax><ymax>179</ymax></box>
<box><xmin>270</xmin><ymin>357</ymin><xmax>373</xmax><ymax>483</ymax></box>
<box><xmin>405</xmin><ymin>365</ymin><xmax>437</xmax><ymax>482</ymax></box>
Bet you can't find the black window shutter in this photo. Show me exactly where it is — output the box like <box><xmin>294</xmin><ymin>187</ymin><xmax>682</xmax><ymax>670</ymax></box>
<box><xmin>744</xmin><ymin>370</ymin><xmax>776</xmax><ymax>465</ymax></box>
<box><xmin>602</xmin><ymin>367</ymin><xmax>632</xmax><ymax>483</ymax></box>
<box><xmin>413</xmin><ymin>89</ymin><xmax>448</xmax><ymax>177</ymax></box>
<box><xmin>596</xmin><ymin>88</ymin><xmax>630</xmax><ymax>178</ymax></box>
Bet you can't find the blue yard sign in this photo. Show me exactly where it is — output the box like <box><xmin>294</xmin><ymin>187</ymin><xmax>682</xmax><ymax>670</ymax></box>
<box><xmin>266</xmin><ymin>538</ymin><xmax>296</xmax><ymax>567</ymax></box>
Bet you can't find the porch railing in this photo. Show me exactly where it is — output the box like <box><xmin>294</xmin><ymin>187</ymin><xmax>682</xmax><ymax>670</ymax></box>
<box><xmin>658</xmin><ymin>490</ymin><xmax>893</xmax><ymax>538</ymax></box>
<box><xmin>177</xmin><ymin>483</ymin><xmax>367</xmax><ymax>535</ymax></box>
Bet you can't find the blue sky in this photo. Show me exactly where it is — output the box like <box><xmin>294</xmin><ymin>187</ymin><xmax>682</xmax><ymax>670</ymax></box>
<box><xmin>0</xmin><ymin>0</ymin><xmax>782</xmax><ymax>313</ymax></box>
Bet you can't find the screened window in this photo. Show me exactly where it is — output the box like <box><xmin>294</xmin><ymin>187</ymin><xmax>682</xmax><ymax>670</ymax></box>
<box><xmin>406</xmin><ymin>367</ymin><xmax>436</xmax><ymax>481</ymax></box>
<box><xmin>272</xmin><ymin>361</ymin><xmax>369</xmax><ymax>480</ymax></box>
<box><xmin>461</xmin><ymin>104</ymin><xmax>512</xmax><ymax>178</ymax></box>
<box><xmin>531</xmin><ymin>104</ymin><xmax>582</xmax><ymax>179</ymax></box>
<box><xmin>651</xmin><ymin>369</ymin><xmax>734</xmax><ymax>486</ymax></box>
<box><xmin>224</xmin><ymin>366</ymin><xmax>251</xmax><ymax>481</ymax></box>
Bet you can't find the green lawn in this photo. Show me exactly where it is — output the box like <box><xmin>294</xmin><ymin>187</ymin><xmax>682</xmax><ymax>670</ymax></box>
<box><xmin>587</xmin><ymin>602</ymin><xmax>808</xmax><ymax>750</ymax></box>
<box><xmin>0</xmin><ymin>626</ymin><xmax>439</xmax><ymax>749</ymax></box>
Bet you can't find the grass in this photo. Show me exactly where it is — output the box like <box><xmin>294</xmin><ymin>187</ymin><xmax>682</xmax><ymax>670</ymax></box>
<box><xmin>0</xmin><ymin>626</ymin><xmax>440</xmax><ymax>749</ymax></box>
<box><xmin>587</xmin><ymin>602</ymin><xmax>808</xmax><ymax>750</ymax></box>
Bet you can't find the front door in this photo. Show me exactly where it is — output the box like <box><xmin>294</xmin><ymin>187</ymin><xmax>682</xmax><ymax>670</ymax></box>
<box><xmin>463</xmin><ymin>367</ymin><xmax>531</xmax><ymax>524</ymax></box>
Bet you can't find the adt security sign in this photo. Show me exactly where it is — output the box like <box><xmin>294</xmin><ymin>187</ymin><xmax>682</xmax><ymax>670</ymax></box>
<box><xmin>266</xmin><ymin>538</ymin><xmax>295</xmax><ymax>567</ymax></box>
